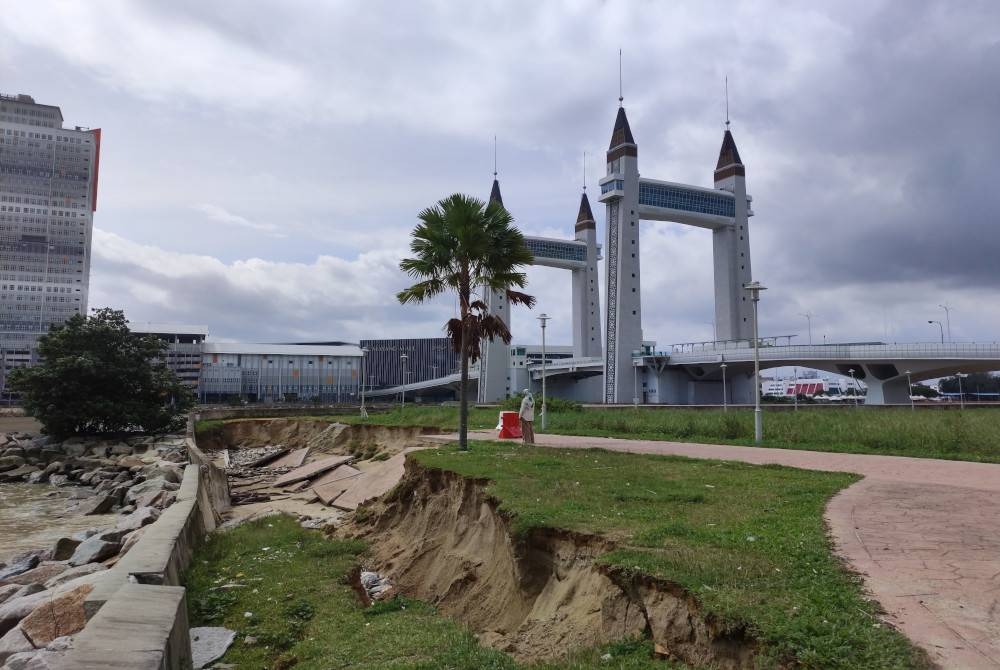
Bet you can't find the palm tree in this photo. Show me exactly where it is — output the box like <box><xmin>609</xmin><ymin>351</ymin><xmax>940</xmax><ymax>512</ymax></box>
<box><xmin>397</xmin><ymin>193</ymin><xmax>535</xmax><ymax>450</ymax></box>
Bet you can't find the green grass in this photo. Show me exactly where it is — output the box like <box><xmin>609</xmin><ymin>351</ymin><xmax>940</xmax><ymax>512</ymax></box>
<box><xmin>186</xmin><ymin>516</ymin><xmax>681</xmax><ymax>669</ymax></box>
<box><xmin>315</xmin><ymin>404</ymin><xmax>1000</xmax><ymax>462</ymax></box>
<box><xmin>410</xmin><ymin>442</ymin><xmax>929</xmax><ymax>669</ymax></box>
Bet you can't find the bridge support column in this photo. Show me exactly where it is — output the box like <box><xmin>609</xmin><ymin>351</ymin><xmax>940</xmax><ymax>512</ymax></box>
<box><xmin>863</xmin><ymin>375</ymin><xmax>910</xmax><ymax>406</ymax></box>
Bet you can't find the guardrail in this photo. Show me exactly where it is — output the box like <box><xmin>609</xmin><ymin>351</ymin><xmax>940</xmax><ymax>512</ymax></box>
<box><xmin>647</xmin><ymin>342</ymin><xmax>1000</xmax><ymax>365</ymax></box>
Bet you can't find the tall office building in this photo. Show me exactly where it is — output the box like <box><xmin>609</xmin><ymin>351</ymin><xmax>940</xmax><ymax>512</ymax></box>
<box><xmin>0</xmin><ymin>94</ymin><xmax>100</xmax><ymax>369</ymax></box>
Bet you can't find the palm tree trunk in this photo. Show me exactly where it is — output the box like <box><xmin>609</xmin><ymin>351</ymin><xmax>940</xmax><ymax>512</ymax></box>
<box><xmin>458</xmin><ymin>311</ymin><xmax>469</xmax><ymax>451</ymax></box>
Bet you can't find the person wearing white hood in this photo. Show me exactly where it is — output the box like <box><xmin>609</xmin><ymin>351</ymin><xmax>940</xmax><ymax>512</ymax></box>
<box><xmin>518</xmin><ymin>389</ymin><xmax>535</xmax><ymax>445</ymax></box>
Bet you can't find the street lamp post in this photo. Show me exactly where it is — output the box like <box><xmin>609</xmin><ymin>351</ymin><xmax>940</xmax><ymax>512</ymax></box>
<box><xmin>793</xmin><ymin>366</ymin><xmax>799</xmax><ymax>411</ymax></box>
<box><xmin>957</xmin><ymin>372</ymin><xmax>966</xmax><ymax>410</ymax></box>
<box><xmin>400</xmin><ymin>354</ymin><xmax>408</xmax><ymax>410</ymax></box>
<box><xmin>848</xmin><ymin>368</ymin><xmax>857</xmax><ymax>407</ymax></box>
<box><xmin>537</xmin><ymin>313</ymin><xmax>550</xmax><ymax>430</ymax></box>
<box><xmin>799</xmin><ymin>312</ymin><xmax>816</xmax><ymax>345</ymax></box>
<box><xmin>744</xmin><ymin>281</ymin><xmax>767</xmax><ymax>444</ymax></box>
<box><xmin>905</xmin><ymin>370</ymin><xmax>913</xmax><ymax>411</ymax></box>
<box><xmin>938</xmin><ymin>304</ymin><xmax>952</xmax><ymax>342</ymax></box>
<box><xmin>928</xmin><ymin>320</ymin><xmax>944</xmax><ymax>344</ymax></box>
<box><xmin>720</xmin><ymin>362</ymin><xmax>728</xmax><ymax>412</ymax></box>
<box><xmin>360</xmin><ymin>347</ymin><xmax>369</xmax><ymax>419</ymax></box>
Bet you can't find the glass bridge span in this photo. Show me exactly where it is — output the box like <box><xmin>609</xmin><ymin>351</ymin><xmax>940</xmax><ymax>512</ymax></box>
<box><xmin>523</xmin><ymin>237</ymin><xmax>587</xmax><ymax>266</ymax></box>
<box><xmin>637</xmin><ymin>180</ymin><xmax>735</xmax><ymax>218</ymax></box>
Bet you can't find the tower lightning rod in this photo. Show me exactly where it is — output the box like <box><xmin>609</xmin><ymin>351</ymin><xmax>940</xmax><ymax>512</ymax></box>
<box><xmin>618</xmin><ymin>49</ymin><xmax>624</xmax><ymax>106</ymax></box>
<box><xmin>583</xmin><ymin>151</ymin><xmax>587</xmax><ymax>191</ymax></box>
<box><xmin>725</xmin><ymin>76</ymin><xmax>730</xmax><ymax>129</ymax></box>
<box><xmin>493</xmin><ymin>134</ymin><xmax>497</xmax><ymax>178</ymax></box>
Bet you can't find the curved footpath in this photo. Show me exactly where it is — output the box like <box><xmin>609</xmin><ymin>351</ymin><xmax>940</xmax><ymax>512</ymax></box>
<box><xmin>450</xmin><ymin>431</ymin><xmax>1000</xmax><ymax>670</ymax></box>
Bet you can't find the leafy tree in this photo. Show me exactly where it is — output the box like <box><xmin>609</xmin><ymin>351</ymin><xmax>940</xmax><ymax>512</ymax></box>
<box><xmin>397</xmin><ymin>194</ymin><xmax>535</xmax><ymax>450</ymax></box>
<box><xmin>909</xmin><ymin>383</ymin><xmax>939</xmax><ymax>398</ymax></box>
<box><xmin>938</xmin><ymin>372</ymin><xmax>1000</xmax><ymax>395</ymax></box>
<box><xmin>9</xmin><ymin>308</ymin><xmax>194</xmax><ymax>435</ymax></box>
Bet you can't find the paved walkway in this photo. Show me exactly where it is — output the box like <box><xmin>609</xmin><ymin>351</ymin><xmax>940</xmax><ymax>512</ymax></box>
<box><xmin>439</xmin><ymin>431</ymin><xmax>1000</xmax><ymax>669</ymax></box>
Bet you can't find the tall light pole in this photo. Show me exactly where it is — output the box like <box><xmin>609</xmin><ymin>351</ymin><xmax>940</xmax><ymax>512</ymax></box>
<box><xmin>537</xmin><ymin>313</ymin><xmax>550</xmax><ymax>430</ymax></box>
<box><xmin>720</xmin><ymin>362</ymin><xmax>728</xmax><ymax>412</ymax></box>
<box><xmin>848</xmin><ymin>368</ymin><xmax>857</xmax><ymax>407</ymax></box>
<box><xmin>799</xmin><ymin>312</ymin><xmax>816</xmax><ymax>345</ymax></box>
<box><xmin>904</xmin><ymin>369</ymin><xmax>913</xmax><ymax>411</ymax></box>
<box><xmin>360</xmin><ymin>347</ymin><xmax>369</xmax><ymax>419</ymax></box>
<box><xmin>793</xmin><ymin>366</ymin><xmax>799</xmax><ymax>411</ymax></box>
<box><xmin>400</xmin><ymin>354</ymin><xmax>408</xmax><ymax>410</ymax></box>
<box><xmin>744</xmin><ymin>281</ymin><xmax>767</xmax><ymax>444</ymax></box>
<box><xmin>927</xmin><ymin>320</ymin><xmax>944</xmax><ymax>344</ymax></box>
<box><xmin>938</xmin><ymin>304</ymin><xmax>952</xmax><ymax>342</ymax></box>
<box><xmin>956</xmin><ymin>372</ymin><xmax>966</xmax><ymax>410</ymax></box>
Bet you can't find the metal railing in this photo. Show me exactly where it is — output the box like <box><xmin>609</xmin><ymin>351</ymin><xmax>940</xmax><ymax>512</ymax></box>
<box><xmin>642</xmin><ymin>342</ymin><xmax>1000</xmax><ymax>365</ymax></box>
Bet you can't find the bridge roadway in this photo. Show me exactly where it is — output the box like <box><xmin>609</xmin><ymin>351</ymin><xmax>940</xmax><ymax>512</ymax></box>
<box><xmin>365</xmin><ymin>342</ymin><xmax>1000</xmax><ymax>405</ymax></box>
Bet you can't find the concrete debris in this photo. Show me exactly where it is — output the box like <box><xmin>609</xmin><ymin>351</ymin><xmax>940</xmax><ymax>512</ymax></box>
<box><xmin>360</xmin><ymin>571</ymin><xmax>394</xmax><ymax>601</ymax></box>
<box><xmin>189</xmin><ymin>626</ymin><xmax>236</xmax><ymax>670</ymax></box>
<box><xmin>267</xmin><ymin>447</ymin><xmax>310</xmax><ymax>470</ymax></box>
<box><xmin>272</xmin><ymin>455</ymin><xmax>353</xmax><ymax>487</ymax></box>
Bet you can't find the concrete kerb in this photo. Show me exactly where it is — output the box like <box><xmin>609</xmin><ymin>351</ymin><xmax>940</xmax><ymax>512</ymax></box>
<box><xmin>56</xmin><ymin>418</ymin><xmax>230</xmax><ymax>669</ymax></box>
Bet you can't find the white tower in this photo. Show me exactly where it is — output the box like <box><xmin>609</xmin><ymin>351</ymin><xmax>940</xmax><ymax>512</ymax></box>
<box><xmin>712</xmin><ymin>129</ymin><xmax>753</xmax><ymax>341</ymax></box>
<box><xmin>572</xmin><ymin>192</ymin><xmax>602</xmax><ymax>358</ymax></box>
<box><xmin>479</xmin><ymin>177</ymin><xmax>511</xmax><ymax>402</ymax></box>
<box><xmin>598</xmin><ymin>106</ymin><xmax>642</xmax><ymax>404</ymax></box>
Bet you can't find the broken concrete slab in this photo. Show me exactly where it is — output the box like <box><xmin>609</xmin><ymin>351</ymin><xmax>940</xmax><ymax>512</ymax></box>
<box><xmin>267</xmin><ymin>447</ymin><xmax>309</xmax><ymax>470</ymax></box>
<box><xmin>312</xmin><ymin>481</ymin><xmax>352</xmax><ymax>506</ymax></box>
<box><xmin>190</xmin><ymin>626</ymin><xmax>235</xmax><ymax>669</ymax></box>
<box><xmin>332</xmin><ymin>452</ymin><xmax>410</xmax><ymax>511</ymax></box>
<box><xmin>272</xmin><ymin>455</ymin><xmax>353</xmax><ymax>487</ymax></box>
<box><xmin>310</xmin><ymin>464</ymin><xmax>362</xmax><ymax>488</ymax></box>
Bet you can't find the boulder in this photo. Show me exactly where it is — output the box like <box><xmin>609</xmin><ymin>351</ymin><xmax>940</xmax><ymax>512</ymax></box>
<box><xmin>0</xmin><ymin>626</ymin><xmax>33</xmax><ymax>664</ymax></box>
<box><xmin>41</xmin><ymin>463</ymin><xmax>62</xmax><ymax>478</ymax></box>
<box><xmin>117</xmin><ymin>527</ymin><xmax>147</xmax><ymax>557</ymax></box>
<box><xmin>44</xmin><ymin>636</ymin><xmax>72</xmax><ymax>652</ymax></box>
<box><xmin>2</xmin><ymin>564</ymin><xmax>67</xmax><ymax>587</ymax></box>
<box><xmin>109</xmin><ymin>444</ymin><xmax>132</xmax><ymax>456</ymax></box>
<box><xmin>0</xmin><ymin>455</ymin><xmax>25</xmax><ymax>472</ymax></box>
<box><xmin>93</xmin><ymin>529</ymin><xmax>129</xmax><ymax>545</ymax></box>
<box><xmin>47</xmin><ymin>475</ymin><xmax>68</xmax><ymax>488</ymax></box>
<box><xmin>50</xmin><ymin>539</ymin><xmax>80</xmax><ymax>562</ymax></box>
<box><xmin>0</xmin><ymin>554</ymin><xmax>40</xmax><ymax>582</ymax></box>
<box><xmin>41</xmin><ymin>564</ymin><xmax>106</xmax><ymax>591</ymax></box>
<box><xmin>2</xmin><ymin>447</ymin><xmax>25</xmax><ymax>458</ymax></box>
<box><xmin>74</xmin><ymin>495</ymin><xmax>113</xmax><ymax>516</ymax></box>
<box><xmin>60</xmin><ymin>443</ymin><xmax>86</xmax><ymax>459</ymax></box>
<box><xmin>116</xmin><ymin>455</ymin><xmax>145</xmax><ymax>469</ymax></box>
<box><xmin>0</xmin><ymin>466</ymin><xmax>38</xmax><ymax>483</ymax></box>
<box><xmin>134</xmin><ymin>489</ymin><xmax>165</xmax><ymax>509</ymax></box>
<box><xmin>19</xmin><ymin>583</ymin><xmax>92</xmax><ymax>647</ymax></box>
<box><xmin>0</xmin><ymin>590</ymin><xmax>50</xmax><ymax>636</ymax></box>
<box><xmin>67</xmin><ymin>537</ymin><xmax>119</xmax><ymax>567</ymax></box>
<box><xmin>0</xmin><ymin>585</ymin><xmax>21</xmax><ymax>607</ymax></box>
<box><xmin>124</xmin><ymin>477</ymin><xmax>165</xmax><ymax>505</ymax></box>
<box><xmin>69</xmin><ymin>529</ymin><xmax>98</xmax><ymax>542</ymax></box>
<box><xmin>4</xmin><ymin>649</ymin><xmax>61</xmax><ymax>669</ymax></box>
<box><xmin>11</xmin><ymin>586</ymin><xmax>44</xmax><ymax>600</ymax></box>
<box><xmin>116</xmin><ymin>506</ymin><xmax>159</xmax><ymax>532</ymax></box>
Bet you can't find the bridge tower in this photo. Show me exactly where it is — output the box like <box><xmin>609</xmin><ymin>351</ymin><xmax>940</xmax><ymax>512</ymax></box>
<box><xmin>479</xmin><ymin>176</ymin><xmax>512</xmax><ymax>403</ymax></box>
<box><xmin>598</xmin><ymin>105</ymin><xmax>642</xmax><ymax>404</ymax></box>
<box><xmin>712</xmin><ymin>129</ymin><xmax>754</xmax><ymax>341</ymax></box>
<box><xmin>572</xmin><ymin>191</ymin><xmax>602</xmax><ymax>358</ymax></box>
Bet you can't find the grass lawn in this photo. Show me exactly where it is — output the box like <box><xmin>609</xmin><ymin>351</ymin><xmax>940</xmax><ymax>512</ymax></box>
<box><xmin>410</xmin><ymin>442</ymin><xmax>928</xmax><ymax>669</ymax></box>
<box><xmin>301</xmin><ymin>404</ymin><xmax>1000</xmax><ymax>462</ymax></box>
<box><xmin>186</xmin><ymin>515</ymin><xmax>680</xmax><ymax>669</ymax></box>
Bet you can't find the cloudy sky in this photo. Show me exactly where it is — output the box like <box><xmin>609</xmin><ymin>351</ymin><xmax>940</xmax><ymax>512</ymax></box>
<box><xmin>2</xmin><ymin>1</ymin><xmax>998</xmax><ymax>349</ymax></box>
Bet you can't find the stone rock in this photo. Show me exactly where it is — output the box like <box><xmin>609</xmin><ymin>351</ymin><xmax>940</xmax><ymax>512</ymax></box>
<box><xmin>134</xmin><ymin>489</ymin><xmax>165</xmax><ymax>509</ymax></box>
<box><xmin>0</xmin><ymin>585</ymin><xmax>21</xmax><ymax>607</ymax></box>
<box><xmin>2</xmin><ymin>447</ymin><xmax>24</xmax><ymax>458</ymax></box>
<box><xmin>50</xmin><ymin>539</ymin><xmax>80</xmax><ymax>562</ymax></box>
<box><xmin>117</xmin><ymin>527</ymin><xmax>146</xmax><ymax>557</ymax></box>
<box><xmin>60</xmin><ymin>443</ymin><xmax>86</xmax><ymax>458</ymax></box>
<box><xmin>0</xmin><ymin>466</ymin><xmax>38</xmax><ymax>483</ymax></box>
<box><xmin>0</xmin><ymin>626</ymin><xmax>33</xmax><ymax>665</ymax></box>
<box><xmin>2</xmin><ymin>564</ymin><xmax>67</xmax><ymax>587</ymax></box>
<box><xmin>67</xmin><ymin>537</ymin><xmax>119</xmax><ymax>567</ymax></box>
<box><xmin>38</xmin><ymin>449</ymin><xmax>63</xmax><ymax>463</ymax></box>
<box><xmin>124</xmin><ymin>477</ymin><xmax>165</xmax><ymax>505</ymax></box>
<box><xmin>46</xmin><ymin>475</ymin><xmax>68</xmax><ymax>488</ymax></box>
<box><xmin>116</xmin><ymin>506</ymin><xmax>159</xmax><ymax>532</ymax></box>
<box><xmin>110</xmin><ymin>482</ymin><xmax>132</xmax><ymax>506</ymax></box>
<box><xmin>11</xmin><ymin>586</ymin><xmax>43</xmax><ymax>601</ymax></box>
<box><xmin>0</xmin><ymin>455</ymin><xmax>25</xmax><ymax>472</ymax></box>
<box><xmin>41</xmin><ymin>463</ymin><xmax>62</xmax><ymax>478</ymax></box>
<box><xmin>65</xmin><ymin>489</ymin><xmax>93</xmax><ymax>501</ymax></box>
<box><xmin>0</xmin><ymin>554</ymin><xmax>40</xmax><ymax>582</ymax></box>
<box><xmin>4</xmin><ymin>649</ymin><xmax>60</xmax><ymax>669</ymax></box>
<box><xmin>0</xmin><ymin>590</ymin><xmax>50</xmax><ymax>636</ymax></box>
<box><xmin>74</xmin><ymin>495</ymin><xmax>113</xmax><ymax>517</ymax></box>
<box><xmin>41</xmin><ymin>563</ymin><xmax>106</xmax><ymax>591</ymax></box>
<box><xmin>190</xmin><ymin>626</ymin><xmax>236</xmax><ymax>669</ymax></box>
<box><xmin>44</xmin><ymin>636</ymin><xmax>72</xmax><ymax>652</ymax></box>
<box><xmin>19</xmin><ymin>583</ymin><xmax>92</xmax><ymax>647</ymax></box>
<box><xmin>93</xmin><ymin>528</ymin><xmax>128</xmax><ymax>545</ymax></box>
<box><xmin>112</xmin><ymin>471</ymin><xmax>130</xmax><ymax>484</ymax></box>
<box><xmin>69</xmin><ymin>529</ymin><xmax>98</xmax><ymax>542</ymax></box>
<box><xmin>116</xmin><ymin>455</ymin><xmax>145</xmax><ymax>469</ymax></box>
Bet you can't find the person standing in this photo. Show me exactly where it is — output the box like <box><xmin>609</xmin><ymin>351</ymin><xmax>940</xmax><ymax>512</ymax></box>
<box><xmin>518</xmin><ymin>390</ymin><xmax>535</xmax><ymax>445</ymax></box>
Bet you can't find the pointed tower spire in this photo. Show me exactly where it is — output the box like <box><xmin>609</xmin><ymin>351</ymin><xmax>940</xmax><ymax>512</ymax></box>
<box><xmin>489</xmin><ymin>134</ymin><xmax>504</xmax><ymax>206</ymax></box>
<box><xmin>575</xmin><ymin>192</ymin><xmax>595</xmax><ymax>233</ymax></box>
<box><xmin>608</xmin><ymin>107</ymin><xmax>636</xmax><ymax>151</ymax></box>
<box><xmin>714</xmin><ymin>129</ymin><xmax>744</xmax><ymax>180</ymax></box>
